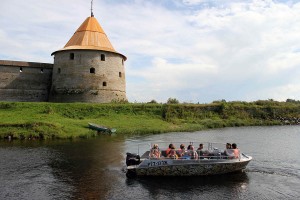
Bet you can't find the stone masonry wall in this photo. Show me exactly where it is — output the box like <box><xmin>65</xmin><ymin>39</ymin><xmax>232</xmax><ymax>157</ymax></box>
<box><xmin>0</xmin><ymin>60</ymin><xmax>53</xmax><ymax>102</ymax></box>
<box><xmin>49</xmin><ymin>50</ymin><xmax>127</xmax><ymax>103</ymax></box>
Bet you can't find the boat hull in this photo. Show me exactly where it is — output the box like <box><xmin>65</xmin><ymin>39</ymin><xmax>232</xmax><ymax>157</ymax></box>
<box><xmin>88</xmin><ymin>123</ymin><xmax>116</xmax><ymax>133</ymax></box>
<box><xmin>128</xmin><ymin>157</ymin><xmax>252</xmax><ymax>176</ymax></box>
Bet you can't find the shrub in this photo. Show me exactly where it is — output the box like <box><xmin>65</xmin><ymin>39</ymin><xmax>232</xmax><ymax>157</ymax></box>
<box><xmin>148</xmin><ymin>99</ymin><xmax>158</xmax><ymax>104</ymax></box>
<box><xmin>167</xmin><ymin>98</ymin><xmax>179</xmax><ymax>104</ymax></box>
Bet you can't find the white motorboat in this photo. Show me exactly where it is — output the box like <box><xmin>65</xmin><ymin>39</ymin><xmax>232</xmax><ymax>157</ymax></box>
<box><xmin>126</xmin><ymin>142</ymin><xmax>252</xmax><ymax>177</ymax></box>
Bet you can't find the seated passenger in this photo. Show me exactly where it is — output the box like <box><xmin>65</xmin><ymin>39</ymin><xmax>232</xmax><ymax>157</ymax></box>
<box><xmin>231</xmin><ymin>143</ymin><xmax>240</xmax><ymax>158</ymax></box>
<box><xmin>197</xmin><ymin>143</ymin><xmax>203</xmax><ymax>151</ymax></box>
<box><xmin>166</xmin><ymin>143</ymin><xmax>175</xmax><ymax>155</ymax></box>
<box><xmin>222</xmin><ymin>143</ymin><xmax>232</xmax><ymax>158</ymax></box>
<box><xmin>224</xmin><ymin>143</ymin><xmax>240</xmax><ymax>159</ymax></box>
<box><xmin>150</xmin><ymin>144</ymin><xmax>161</xmax><ymax>158</ymax></box>
<box><xmin>177</xmin><ymin>144</ymin><xmax>186</xmax><ymax>157</ymax></box>
<box><xmin>187</xmin><ymin>144</ymin><xmax>198</xmax><ymax>160</ymax></box>
<box><xmin>167</xmin><ymin>149</ymin><xmax>178</xmax><ymax>159</ymax></box>
<box><xmin>197</xmin><ymin>143</ymin><xmax>208</xmax><ymax>159</ymax></box>
<box><xmin>226</xmin><ymin>143</ymin><xmax>232</xmax><ymax>149</ymax></box>
<box><xmin>224</xmin><ymin>149</ymin><xmax>235</xmax><ymax>159</ymax></box>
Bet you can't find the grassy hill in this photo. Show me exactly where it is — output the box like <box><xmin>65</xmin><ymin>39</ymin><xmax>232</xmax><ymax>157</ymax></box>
<box><xmin>1</xmin><ymin>100</ymin><xmax>300</xmax><ymax>140</ymax></box>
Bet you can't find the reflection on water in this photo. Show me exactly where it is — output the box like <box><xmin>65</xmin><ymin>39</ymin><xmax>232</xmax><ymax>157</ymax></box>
<box><xmin>1</xmin><ymin>126</ymin><xmax>300</xmax><ymax>199</ymax></box>
<box><xmin>0</xmin><ymin>136</ymin><xmax>126</xmax><ymax>199</ymax></box>
<box><xmin>48</xmin><ymin>136</ymin><xmax>126</xmax><ymax>199</ymax></box>
<box><xmin>127</xmin><ymin>172</ymin><xmax>249</xmax><ymax>199</ymax></box>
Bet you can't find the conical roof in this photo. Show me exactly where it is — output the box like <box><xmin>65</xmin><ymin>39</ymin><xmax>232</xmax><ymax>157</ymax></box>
<box><xmin>52</xmin><ymin>16</ymin><xmax>126</xmax><ymax>60</ymax></box>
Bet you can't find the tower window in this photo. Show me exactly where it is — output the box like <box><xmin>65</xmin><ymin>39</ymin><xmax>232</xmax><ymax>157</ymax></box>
<box><xmin>40</xmin><ymin>68</ymin><xmax>44</xmax><ymax>73</ymax></box>
<box><xmin>119</xmin><ymin>72</ymin><xmax>122</xmax><ymax>77</ymax></box>
<box><xmin>101</xmin><ymin>54</ymin><xmax>105</xmax><ymax>61</ymax></box>
<box><xmin>122</xmin><ymin>59</ymin><xmax>124</xmax><ymax>65</ymax></box>
<box><xmin>90</xmin><ymin>68</ymin><xmax>95</xmax><ymax>74</ymax></box>
<box><xmin>57</xmin><ymin>68</ymin><xmax>61</xmax><ymax>74</ymax></box>
<box><xmin>70</xmin><ymin>53</ymin><xmax>74</xmax><ymax>60</ymax></box>
<box><xmin>103</xmin><ymin>82</ymin><xmax>107</xmax><ymax>86</ymax></box>
<box><xmin>20</xmin><ymin>67</ymin><xmax>23</xmax><ymax>72</ymax></box>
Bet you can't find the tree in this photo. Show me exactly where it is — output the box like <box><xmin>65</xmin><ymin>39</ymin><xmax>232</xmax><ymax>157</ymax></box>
<box><xmin>147</xmin><ymin>99</ymin><xmax>158</xmax><ymax>104</ymax></box>
<box><xmin>167</xmin><ymin>98</ymin><xmax>179</xmax><ymax>104</ymax></box>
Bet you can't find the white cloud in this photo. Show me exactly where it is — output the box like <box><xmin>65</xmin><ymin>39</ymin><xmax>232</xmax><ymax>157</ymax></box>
<box><xmin>134</xmin><ymin>1</ymin><xmax>298</xmax><ymax>102</ymax></box>
<box><xmin>182</xmin><ymin>0</ymin><xmax>206</xmax><ymax>5</ymax></box>
<box><xmin>1</xmin><ymin>0</ymin><xmax>300</xmax><ymax>103</ymax></box>
<box><xmin>255</xmin><ymin>83</ymin><xmax>300</xmax><ymax>101</ymax></box>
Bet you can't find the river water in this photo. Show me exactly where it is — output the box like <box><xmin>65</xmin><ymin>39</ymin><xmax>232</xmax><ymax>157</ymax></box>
<box><xmin>0</xmin><ymin>126</ymin><xmax>299</xmax><ymax>200</ymax></box>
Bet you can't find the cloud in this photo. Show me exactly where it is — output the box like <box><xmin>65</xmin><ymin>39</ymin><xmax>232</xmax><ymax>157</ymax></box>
<box><xmin>1</xmin><ymin>0</ymin><xmax>300</xmax><ymax>103</ymax></box>
<box><xmin>122</xmin><ymin>0</ymin><xmax>300</xmax><ymax>102</ymax></box>
<box><xmin>255</xmin><ymin>83</ymin><xmax>300</xmax><ymax>101</ymax></box>
<box><xmin>182</xmin><ymin>0</ymin><xmax>206</xmax><ymax>5</ymax></box>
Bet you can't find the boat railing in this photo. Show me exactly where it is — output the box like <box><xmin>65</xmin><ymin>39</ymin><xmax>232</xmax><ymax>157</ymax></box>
<box><xmin>148</xmin><ymin>153</ymin><xmax>241</xmax><ymax>161</ymax></box>
<box><xmin>145</xmin><ymin>141</ymin><xmax>229</xmax><ymax>152</ymax></box>
<box><xmin>142</xmin><ymin>141</ymin><xmax>242</xmax><ymax>161</ymax></box>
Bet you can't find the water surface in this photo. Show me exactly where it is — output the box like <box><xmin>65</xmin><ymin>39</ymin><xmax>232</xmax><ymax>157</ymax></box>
<box><xmin>0</xmin><ymin>126</ymin><xmax>299</xmax><ymax>199</ymax></box>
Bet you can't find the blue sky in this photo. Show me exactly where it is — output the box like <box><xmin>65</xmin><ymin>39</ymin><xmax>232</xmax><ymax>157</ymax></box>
<box><xmin>1</xmin><ymin>0</ymin><xmax>300</xmax><ymax>103</ymax></box>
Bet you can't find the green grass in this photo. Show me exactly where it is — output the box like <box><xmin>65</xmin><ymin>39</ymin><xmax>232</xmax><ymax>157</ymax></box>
<box><xmin>1</xmin><ymin>100</ymin><xmax>300</xmax><ymax>140</ymax></box>
<box><xmin>0</xmin><ymin>102</ymin><xmax>178</xmax><ymax>139</ymax></box>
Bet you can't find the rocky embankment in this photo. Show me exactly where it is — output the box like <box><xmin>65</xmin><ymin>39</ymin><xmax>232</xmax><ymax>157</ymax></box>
<box><xmin>276</xmin><ymin>117</ymin><xmax>300</xmax><ymax>125</ymax></box>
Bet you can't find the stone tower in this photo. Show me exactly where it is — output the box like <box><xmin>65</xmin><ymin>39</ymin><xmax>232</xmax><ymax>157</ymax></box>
<box><xmin>49</xmin><ymin>14</ymin><xmax>127</xmax><ymax>103</ymax></box>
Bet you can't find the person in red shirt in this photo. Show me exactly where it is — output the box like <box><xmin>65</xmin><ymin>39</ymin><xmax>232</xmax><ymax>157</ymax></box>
<box><xmin>166</xmin><ymin>143</ymin><xmax>174</xmax><ymax>155</ymax></box>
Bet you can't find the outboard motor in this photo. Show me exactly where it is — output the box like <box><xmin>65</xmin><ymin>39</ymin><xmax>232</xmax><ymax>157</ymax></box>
<box><xmin>126</xmin><ymin>152</ymin><xmax>141</xmax><ymax>166</ymax></box>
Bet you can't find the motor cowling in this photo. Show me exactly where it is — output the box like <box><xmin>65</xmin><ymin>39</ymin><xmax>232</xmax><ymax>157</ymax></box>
<box><xmin>126</xmin><ymin>152</ymin><xmax>141</xmax><ymax>166</ymax></box>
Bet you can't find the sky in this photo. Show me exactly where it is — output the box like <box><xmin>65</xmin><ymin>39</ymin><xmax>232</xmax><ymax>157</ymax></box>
<box><xmin>1</xmin><ymin>0</ymin><xmax>300</xmax><ymax>103</ymax></box>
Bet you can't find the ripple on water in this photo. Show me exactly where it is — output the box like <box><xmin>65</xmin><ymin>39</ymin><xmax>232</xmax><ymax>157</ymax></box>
<box><xmin>1</xmin><ymin>126</ymin><xmax>300</xmax><ymax>199</ymax></box>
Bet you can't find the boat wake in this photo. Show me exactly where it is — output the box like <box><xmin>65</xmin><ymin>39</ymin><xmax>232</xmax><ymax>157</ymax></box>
<box><xmin>245</xmin><ymin>167</ymin><xmax>300</xmax><ymax>179</ymax></box>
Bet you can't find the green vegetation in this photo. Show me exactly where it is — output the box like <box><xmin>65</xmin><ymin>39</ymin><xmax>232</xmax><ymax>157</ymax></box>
<box><xmin>167</xmin><ymin>97</ymin><xmax>180</xmax><ymax>104</ymax></box>
<box><xmin>1</xmin><ymin>100</ymin><xmax>300</xmax><ymax>140</ymax></box>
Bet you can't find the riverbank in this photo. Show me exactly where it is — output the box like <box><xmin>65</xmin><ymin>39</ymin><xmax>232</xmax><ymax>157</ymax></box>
<box><xmin>1</xmin><ymin>101</ymin><xmax>300</xmax><ymax>140</ymax></box>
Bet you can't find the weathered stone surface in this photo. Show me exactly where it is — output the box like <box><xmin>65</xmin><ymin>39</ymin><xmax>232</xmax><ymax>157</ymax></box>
<box><xmin>0</xmin><ymin>50</ymin><xmax>127</xmax><ymax>103</ymax></box>
<box><xmin>49</xmin><ymin>50</ymin><xmax>127</xmax><ymax>103</ymax></box>
<box><xmin>0</xmin><ymin>60</ymin><xmax>53</xmax><ymax>102</ymax></box>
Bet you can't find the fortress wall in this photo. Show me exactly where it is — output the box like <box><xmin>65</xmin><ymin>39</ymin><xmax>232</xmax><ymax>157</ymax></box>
<box><xmin>0</xmin><ymin>60</ymin><xmax>53</xmax><ymax>102</ymax></box>
<box><xmin>49</xmin><ymin>50</ymin><xmax>126</xmax><ymax>103</ymax></box>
